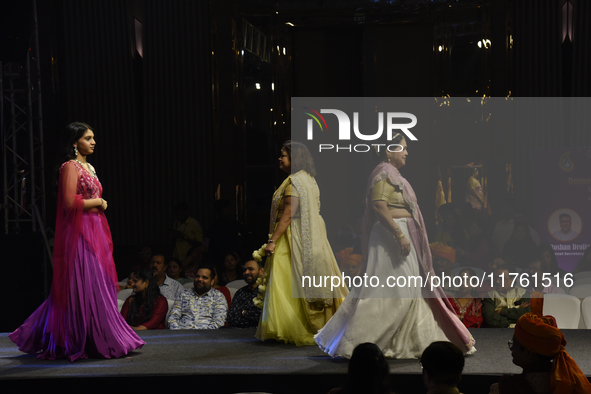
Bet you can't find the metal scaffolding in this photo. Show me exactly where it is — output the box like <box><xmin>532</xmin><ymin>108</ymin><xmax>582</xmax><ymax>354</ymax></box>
<box><xmin>1</xmin><ymin>1</ymin><xmax>50</xmax><ymax>262</ymax></box>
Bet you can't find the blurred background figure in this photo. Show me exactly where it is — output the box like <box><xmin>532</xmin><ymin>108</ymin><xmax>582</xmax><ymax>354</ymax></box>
<box><xmin>327</xmin><ymin>342</ymin><xmax>394</xmax><ymax>394</ymax></box>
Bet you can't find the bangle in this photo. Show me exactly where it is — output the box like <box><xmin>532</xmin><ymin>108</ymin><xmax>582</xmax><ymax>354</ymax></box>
<box><xmin>268</xmin><ymin>239</ymin><xmax>275</xmax><ymax>244</ymax></box>
<box><xmin>395</xmin><ymin>232</ymin><xmax>406</xmax><ymax>240</ymax></box>
<box><xmin>101</xmin><ymin>198</ymin><xmax>105</xmax><ymax>207</ymax></box>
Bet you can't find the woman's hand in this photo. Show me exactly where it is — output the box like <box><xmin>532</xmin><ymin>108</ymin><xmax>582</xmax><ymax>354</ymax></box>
<box><xmin>398</xmin><ymin>236</ymin><xmax>411</xmax><ymax>257</ymax></box>
<box><xmin>265</xmin><ymin>242</ymin><xmax>276</xmax><ymax>256</ymax></box>
<box><xmin>99</xmin><ymin>198</ymin><xmax>108</xmax><ymax>211</ymax></box>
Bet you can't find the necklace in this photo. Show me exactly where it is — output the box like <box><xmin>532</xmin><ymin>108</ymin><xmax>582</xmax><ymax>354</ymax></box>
<box><xmin>74</xmin><ymin>159</ymin><xmax>97</xmax><ymax>178</ymax></box>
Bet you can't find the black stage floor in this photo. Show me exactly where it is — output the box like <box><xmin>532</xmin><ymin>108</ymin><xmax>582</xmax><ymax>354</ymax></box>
<box><xmin>1</xmin><ymin>328</ymin><xmax>590</xmax><ymax>394</ymax></box>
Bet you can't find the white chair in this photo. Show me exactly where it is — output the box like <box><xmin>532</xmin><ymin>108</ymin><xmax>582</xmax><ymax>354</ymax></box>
<box><xmin>117</xmin><ymin>288</ymin><xmax>133</xmax><ymax>301</ymax></box>
<box><xmin>542</xmin><ymin>294</ymin><xmax>581</xmax><ymax>329</ymax></box>
<box><xmin>119</xmin><ymin>278</ymin><xmax>129</xmax><ymax>287</ymax></box>
<box><xmin>164</xmin><ymin>298</ymin><xmax>175</xmax><ymax>328</ymax></box>
<box><xmin>183</xmin><ymin>281</ymin><xmax>194</xmax><ymax>289</ymax></box>
<box><xmin>117</xmin><ymin>299</ymin><xmax>125</xmax><ymax>312</ymax></box>
<box><xmin>581</xmin><ymin>296</ymin><xmax>591</xmax><ymax>329</ymax></box>
<box><xmin>574</xmin><ymin>277</ymin><xmax>591</xmax><ymax>286</ymax></box>
<box><xmin>569</xmin><ymin>284</ymin><xmax>591</xmax><ymax>299</ymax></box>
<box><xmin>226</xmin><ymin>279</ymin><xmax>248</xmax><ymax>289</ymax></box>
<box><xmin>574</xmin><ymin>271</ymin><xmax>591</xmax><ymax>280</ymax></box>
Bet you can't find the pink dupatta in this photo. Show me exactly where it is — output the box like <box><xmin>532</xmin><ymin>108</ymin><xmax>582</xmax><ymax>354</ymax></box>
<box><xmin>361</xmin><ymin>162</ymin><xmax>475</xmax><ymax>352</ymax></box>
<box><xmin>49</xmin><ymin>162</ymin><xmax>119</xmax><ymax>343</ymax></box>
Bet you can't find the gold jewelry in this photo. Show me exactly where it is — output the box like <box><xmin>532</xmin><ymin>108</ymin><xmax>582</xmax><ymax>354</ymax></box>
<box><xmin>268</xmin><ymin>239</ymin><xmax>275</xmax><ymax>244</ymax></box>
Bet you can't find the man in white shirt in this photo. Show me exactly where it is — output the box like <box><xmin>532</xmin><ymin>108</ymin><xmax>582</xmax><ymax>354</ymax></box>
<box><xmin>552</xmin><ymin>213</ymin><xmax>579</xmax><ymax>241</ymax></box>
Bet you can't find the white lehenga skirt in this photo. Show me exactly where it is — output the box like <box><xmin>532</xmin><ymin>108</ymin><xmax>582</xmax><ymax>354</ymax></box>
<box><xmin>315</xmin><ymin>218</ymin><xmax>463</xmax><ymax>359</ymax></box>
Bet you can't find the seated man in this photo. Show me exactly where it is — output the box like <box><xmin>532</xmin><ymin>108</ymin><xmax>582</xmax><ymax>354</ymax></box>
<box><xmin>150</xmin><ymin>253</ymin><xmax>184</xmax><ymax>302</ymax></box>
<box><xmin>420</xmin><ymin>341</ymin><xmax>465</xmax><ymax>394</ymax></box>
<box><xmin>228</xmin><ymin>259</ymin><xmax>263</xmax><ymax>328</ymax></box>
<box><xmin>490</xmin><ymin>313</ymin><xmax>591</xmax><ymax>394</ymax></box>
<box><xmin>168</xmin><ymin>266</ymin><xmax>228</xmax><ymax>329</ymax></box>
<box><xmin>483</xmin><ymin>265</ymin><xmax>531</xmax><ymax>328</ymax></box>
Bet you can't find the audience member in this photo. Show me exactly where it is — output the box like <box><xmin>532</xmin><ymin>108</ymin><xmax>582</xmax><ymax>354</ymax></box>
<box><xmin>167</xmin><ymin>257</ymin><xmax>192</xmax><ymax>285</ymax></box>
<box><xmin>327</xmin><ymin>342</ymin><xmax>394</xmax><ymax>394</ymax></box>
<box><xmin>421</xmin><ymin>341</ymin><xmax>465</xmax><ymax>394</ymax></box>
<box><xmin>228</xmin><ymin>259</ymin><xmax>264</xmax><ymax>328</ymax></box>
<box><xmin>120</xmin><ymin>270</ymin><xmax>168</xmax><ymax>330</ymax></box>
<box><xmin>119</xmin><ymin>271</ymin><xmax>136</xmax><ymax>291</ymax></box>
<box><xmin>182</xmin><ymin>245</ymin><xmax>204</xmax><ymax>278</ymax></box>
<box><xmin>217</xmin><ymin>251</ymin><xmax>243</xmax><ymax>286</ymax></box>
<box><xmin>336</xmin><ymin>247</ymin><xmax>362</xmax><ymax>282</ymax></box>
<box><xmin>211</xmin><ymin>267</ymin><xmax>232</xmax><ymax>309</ymax></box>
<box><xmin>483</xmin><ymin>265</ymin><xmax>531</xmax><ymax>328</ymax></box>
<box><xmin>150</xmin><ymin>253</ymin><xmax>184</xmax><ymax>302</ymax></box>
<box><xmin>171</xmin><ymin>201</ymin><xmax>203</xmax><ymax>261</ymax></box>
<box><xmin>168</xmin><ymin>266</ymin><xmax>228</xmax><ymax>329</ymax></box>
<box><xmin>430</xmin><ymin>242</ymin><xmax>457</xmax><ymax>295</ymax></box>
<box><xmin>455</xmin><ymin>218</ymin><xmax>492</xmax><ymax>270</ymax></box>
<box><xmin>489</xmin><ymin>313</ymin><xmax>591</xmax><ymax>394</ymax></box>
<box><xmin>502</xmin><ymin>222</ymin><xmax>539</xmax><ymax>270</ymax></box>
<box><xmin>450</xmin><ymin>268</ymin><xmax>483</xmax><ymax>328</ymax></box>
<box><xmin>537</xmin><ymin>243</ymin><xmax>567</xmax><ymax>278</ymax></box>
<box><xmin>527</xmin><ymin>258</ymin><xmax>565</xmax><ymax>295</ymax></box>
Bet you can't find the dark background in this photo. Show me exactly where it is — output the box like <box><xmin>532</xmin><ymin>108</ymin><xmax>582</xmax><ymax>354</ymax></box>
<box><xmin>1</xmin><ymin>0</ymin><xmax>590</xmax><ymax>331</ymax></box>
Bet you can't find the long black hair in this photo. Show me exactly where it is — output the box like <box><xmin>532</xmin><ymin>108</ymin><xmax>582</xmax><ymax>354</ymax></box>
<box><xmin>60</xmin><ymin>122</ymin><xmax>94</xmax><ymax>162</ymax></box>
<box><xmin>341</xmin><ymin>343</ymin><xmax>391</xmax><ymax>394</ymax></box>
<box><xmin>126</xmin><ymin>270</ymin><xmax>162</xmax><ymax>327</ymax></box>
<box><xmin>53</xmin><ymin>122</ymin><xmax>94</xmax><ymax>192</ymax></box>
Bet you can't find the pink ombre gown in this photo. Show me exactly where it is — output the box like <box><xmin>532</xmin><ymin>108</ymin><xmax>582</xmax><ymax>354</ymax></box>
<box><xmin>9</xmin><ymin>161</ymin><xmax>144</xmax><ymax>361</ymax></box>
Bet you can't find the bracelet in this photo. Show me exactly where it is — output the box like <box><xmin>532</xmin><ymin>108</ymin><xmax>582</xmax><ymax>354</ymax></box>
<box><xmin>268</xmin><ymin>239</ymin><xmax>275</xmax><ymax>244</ymax></box>
<box><xmin>101</xmin><ymin>198</ymin><xmax>105</xmax><ymax>208</ymax></box>
<box><xmin>395</xmin><ymin>233</ymin><xmax>406</xmax><ymax>240</ymax></box>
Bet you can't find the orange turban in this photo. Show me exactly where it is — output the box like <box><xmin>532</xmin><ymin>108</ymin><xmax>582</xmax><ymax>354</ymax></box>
<box><xmin>429</xmin><ymin>242</ymin><xmax>456</xmax><ymax>264</ymax></box>
<box><xmin>514</xmin><ymin>313</ymin><xmax>591</xmax><ymax>394</ymax></box>
<box><xmin>336</xmin><ymin>247</ymin><xmax>362</xmax><ymax>266</ymax></box>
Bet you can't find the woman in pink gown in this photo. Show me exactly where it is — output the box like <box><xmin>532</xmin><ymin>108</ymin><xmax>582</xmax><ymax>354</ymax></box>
<box><xmin>9</xmin><ymin>122</ymin><xmax>144</xmax><ymax>361</ymax></box>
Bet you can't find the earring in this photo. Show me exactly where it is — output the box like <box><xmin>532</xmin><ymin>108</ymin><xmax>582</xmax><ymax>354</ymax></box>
<box><xmin>74</xmin><ymin>146</ymin><xmax>79</xmax><ymax>156</ymax></box>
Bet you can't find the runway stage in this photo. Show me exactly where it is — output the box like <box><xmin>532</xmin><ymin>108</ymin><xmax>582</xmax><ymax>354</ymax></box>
<box><xmin>1</xmin><ymin>328</ymin><xmax>591</xmax><ymax>394</ymax></box>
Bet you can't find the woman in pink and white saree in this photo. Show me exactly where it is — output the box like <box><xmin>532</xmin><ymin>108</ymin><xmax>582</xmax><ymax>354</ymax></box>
<box><xmin>315</xmin><ymin>135</ymin><xmax>475</xmax><ymax>359</ymax></box>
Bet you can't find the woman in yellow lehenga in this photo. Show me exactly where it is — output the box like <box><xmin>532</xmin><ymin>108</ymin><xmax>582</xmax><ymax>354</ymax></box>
<box><xmin>255</xmin><ymin>141</ymin><xmax>348</xmax><ymax>346</ymax></box>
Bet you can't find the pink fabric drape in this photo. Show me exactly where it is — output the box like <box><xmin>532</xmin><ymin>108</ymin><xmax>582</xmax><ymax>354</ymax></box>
<box><xmin>360</xmin><ymin>162</ymin><xmax>475</xmax><ymax>352</ymax></box>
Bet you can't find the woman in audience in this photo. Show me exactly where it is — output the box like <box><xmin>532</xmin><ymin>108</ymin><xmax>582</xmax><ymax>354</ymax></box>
<box><xmin>450</xmin><ymin>268</ymin><xmax>483</xmax><ymax>328</ymax></box>
<box><xmin>327</xmin><ymin>343</ymin><xmax>394</xmax><ymax>394</ymax></box>
<box><xmin>217</xmin><ymin>251</ymin><xmax>243</xmax><ymax>286</ymax></box>
<box><xmin>120</xmin><ymin>270</ymin><xmax>168</xmax><ymax>330</ymax></box>
<box><xmin>538</xmin><ymin>243</ymin><xmax>567</xmax><ymax>277</ymax></box>
<box><xmin>182</xmin><ymin>245</ymin><xmax>204</xmax><ymax>278</ymax></box>
<box><xmin>167</xmin><ymin>257</ymin><xmax>192</xmax><ymax>285</ymax></box>
<box><xmin>119</xmin><ymin>271</ymin><xmax>136</xmax><ymax>291</ymax></box>
<box><xmin>211</xmin><ymin>267</ymin><xmax>232</xmax><ymax>309</ymax></box>
<box><xmin>502</xmin><ymin>222</ymin><xmax>538</xmax><ymax>270</ymax></box>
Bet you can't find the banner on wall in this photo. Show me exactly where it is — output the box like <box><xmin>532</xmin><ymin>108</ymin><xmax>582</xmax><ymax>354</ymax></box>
<box><xmin>533</xmin><ymin>147</ymin><xmax>591</xmax><ymax>272</ymax></box>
